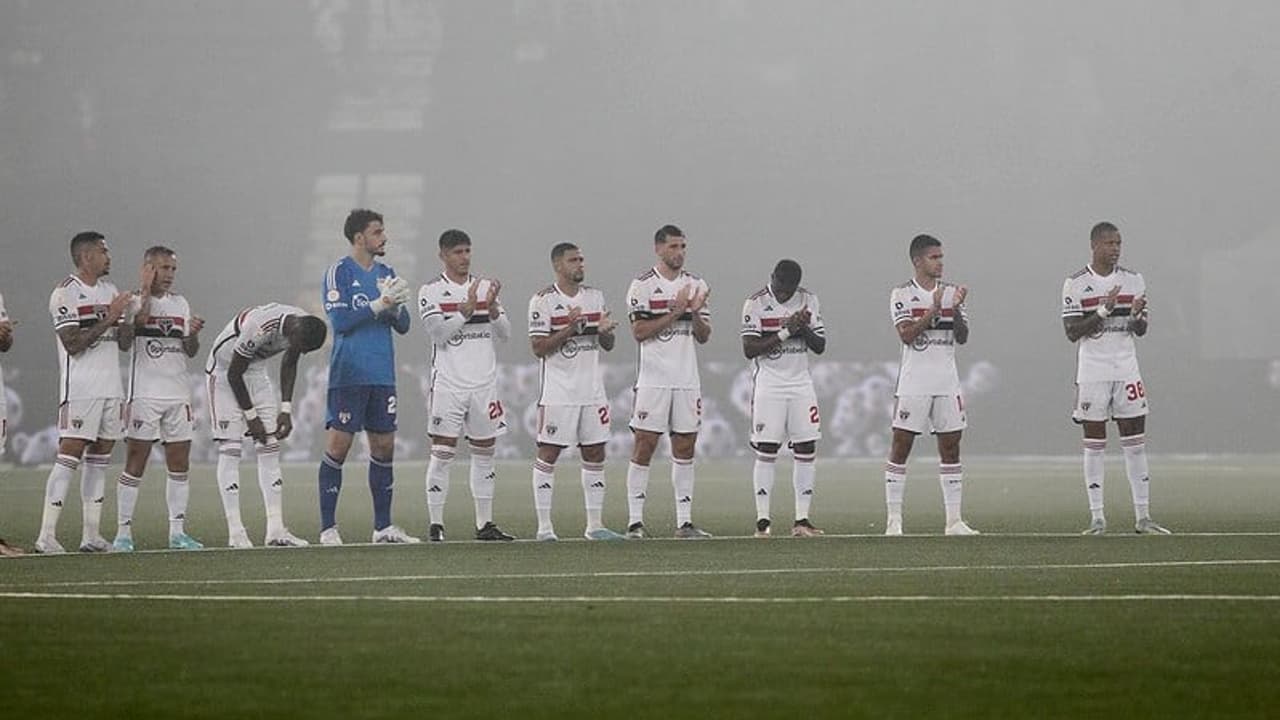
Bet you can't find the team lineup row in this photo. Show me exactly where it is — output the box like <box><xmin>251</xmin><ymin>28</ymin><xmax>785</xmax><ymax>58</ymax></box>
<box><xmin>0</xmin><ymin>214</ymin><xmax>1169</xmax><ymax>556</ymax></box>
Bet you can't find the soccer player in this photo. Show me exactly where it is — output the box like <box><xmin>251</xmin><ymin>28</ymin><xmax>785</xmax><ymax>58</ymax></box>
<box><xmin>884</xmin><ymin>234</ymin><xmax>978</xmax><ymax>536</ymax></box>
<box><xmin>527</xmin><ymin>243</ymin><xmax>627</xmax><ymax>541</ymax></box>
<box><xmin>317</xmin><ymin>209</ymin><xmax>418</xmax><ymax>545</ymax></box>
<box><xmin>206</xmin><ymin>303</ymin><xmax>327</xmax><ymax>547</ymax></box>
<box><xmin>1062</xmin><ymin>221</ymin><xmax>1169</xmax><ymax>535</ymax></box>
<box><xmin>35</xmin><ymin>231</ymin><xmax>133</xmax><ymax>554</ymax></box>
<box><xmin>624</xmin><ymin>224</ymin><xmax>713</xmax><ymax>539</ymax></box>
<box><xmin>741</xmin><ymin>259</ymin><xmax>827</xmax><ymax>538</ymax></box>
<box><xmin>418</xmin><ymin>229</ymin><xmax>515</xmax><ymax>542</ymax></box>
<box><xmin>0</xmin><ymin>290</ymin><xmax>24</xmax><ymax>556</ymax></box>
<box><xmin>112</xmin><ymin>246</ymin><xmax>205</xmax><ymax>552</ymax></box>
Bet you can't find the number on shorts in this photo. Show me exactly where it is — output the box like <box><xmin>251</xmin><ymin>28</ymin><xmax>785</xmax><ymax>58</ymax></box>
<box><xmin>1125</xmin><ymin>381</ymin><xmax>1145</xmax><ymax>401</ymax></box>
<box><xmin>488</xmin><ymin>400</ymin><xmax>505</xmax><ymax>420</ymax></box>
<box><xmin>387</xmin><ymin>395</ymin><xmax>398</xmax><ymax>415</ymax></box>
<box><xmin>809</xmin><ymin>405</ymin><xmax>820</xmax><ymax>424</ymax></box>
<box><xmin>598</xmin><ymin>406</ymin><xmax>610</xmax><ymax>425</ymax></box>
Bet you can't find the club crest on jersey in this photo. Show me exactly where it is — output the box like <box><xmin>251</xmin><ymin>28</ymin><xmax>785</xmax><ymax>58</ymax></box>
<box><xmin>157</xmin><ymin>317</ymin><xmax>174</xmax><ymax>335</ymax></box>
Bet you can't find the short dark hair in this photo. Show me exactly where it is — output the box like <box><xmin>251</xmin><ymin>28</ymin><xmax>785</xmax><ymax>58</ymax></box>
<box><xmin>144</xmin><ymin>245</ymin><xmax>176</xmax><ymax>262</ymax></box>
<box><xmin>291</xmin><ymin>315</ymin><xmax>329</xmax><ymax>352</ymax></box>
<box><xmin>344</xmin><ymin>209</ymin><xmax>384</xmax><ymax>243</ymax></box>
<box><xmin>70</xmin><ymin>231</ymin><xmax>105</xmax><ymax>266</ymax></box>
<box><xmin>772</xmin><ymin>259</ymin><xmax>802</xmax><ymax>287</ymax></box>
<box><xmin>550</xmin><ymin>242</ymin><xmax>579</xmax><ymax>263</ymax></box>
<box><xmin>654</xmin><ymin>224</ymin><xmax>684</xmax><ymax>244</ymax></box>
<box><xmin>909</xmin><ymin>234</ymin><xmax>941</xmax><ymax>260</ymax></box>
<box><xmin>1090</xmin><ymin>221</ymin><xmax>1119</xmax><ymax>241</ymax></box>
<box><xmin>439</xmin><ymin>229</ymin><xmax>472</xmax><ymax>250</ymax></box>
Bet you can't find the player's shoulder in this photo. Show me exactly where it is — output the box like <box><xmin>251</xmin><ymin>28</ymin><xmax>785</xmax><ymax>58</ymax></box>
<box><xmin>1067</xmin><ymin>266</ymin><xmax>1091</xmax><ymax>280</ymax></box>
<box><xmin>56</xmin><ymin>274</ymin><xmax>80</xmax><ymax>290</ymax></box>
<box><xmin>890</xmin><ymin>280</ymin><xmax>913</xmax><ymax>297</ymax></box>
<box><xmin>681</xmin><ymin>270</ymin><xmax>705</xmax><ymax>283</ymax></box>
<box><xmin>634</xmin><ymin>268</ymin><xmax>657</xmax><ymax>282</ymax></box>
<box><xmin>1116</xmin><ymin>264</ymin><xmax>1141</xmax><ymax>277</ymax></box>
<box><xmin>746</xmin><ymin>285</ymin><xmax>770</xmax><ymax>302</ymax></box>
<box><xmin>534</xmin><ymin>285</ymin><xmax>557</xmax><ymax>298</ymax></box>
<box><xmin>422</xmin><ymin>274</ymin><xmax>445</xmax><ymax>287</ymax></box>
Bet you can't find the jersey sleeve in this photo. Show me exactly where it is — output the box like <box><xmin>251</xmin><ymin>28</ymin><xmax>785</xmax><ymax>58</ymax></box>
<box><xmin>808</xmin><ymin>292</ymin><xmax>826</xmax><ymax>336</ymax></box>
<box><xmin>418</xmin><ymin>284</ymin><xmax>441</xmax><ymax>321</ymax></box>
<box><xmin>1061</xmin><ymin>278</ymin><xmax>1083</xmax><ymax>318</ymax></box>
<box><xmin>1133</xmin><ymin>273</ymin><xmax>1148</xmax><ymax>316</ymax></box>
<box><xmin>890</xmin><ymin>288</ymin><xmax>912</xmax><ymax>327</ymax></box>
<box><xmin>50</xmin><ymin>285</ymin><xmax>79</xmax><ymax>330</ymax></box>
<box><xmin>0</xmin><ymin>292</ymin><xmax>7</xmax><ymax>322</ymax></box>
<box><xmin>324</xmin><ymin>261</ymin><xmax>376</xmax><ymax>335</ymax></box>
<box><xmin>740</xmin><ymin>296</ymin><xmax>762</xmax><ymax>337</ymax></box>
<box><xmin>626</xmin><ymin>279</ymin><xmax>649</xmax><ymax>321</ymax></box>
<box><xmin>232</xmin><ymin>316</ymin><xmax>265</xmax><ymax>358</ymax></box>
<box><xmin>528</xmin><ymin>294</ymin><xmax>550</xmax><ymax>337</ymax></box>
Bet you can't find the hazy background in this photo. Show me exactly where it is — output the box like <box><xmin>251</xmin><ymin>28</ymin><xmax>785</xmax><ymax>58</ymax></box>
<box><xmin>1</xmin><ymin>0</ymin><xmax>1277</xmax><ymax>460</ymax></box>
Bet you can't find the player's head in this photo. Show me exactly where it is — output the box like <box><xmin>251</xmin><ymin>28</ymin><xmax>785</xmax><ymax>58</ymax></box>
<box><xmin>909</xmin><ymin>234</ymin><xmax>944</xmax><ymax>279</ymax></box>
<box><xmin>344</xmin><ymin>209</ymin><xmax>386</xmax><ymax>256</ymax></box>
<box><xmin>144</xmin><ymin>245</ymin><xmax>178</xmax><ymax>295</ymax></box>
<box><xmin>551</xmin><ymin>242</ymin><xmax>584</xmax><ymax>284</ymax></box>
<box><xmin>770</xmin><ymin>259</ymin><xmax>803</xmax><ymax>303</ymax></box>
<box><xmin>438</xmin><ymin>229</ymin><xmax>472</xmax><ymax>279</ymax></box>
<box><xmin>1090</xmin><ymin>221</ymin><xmax>1122</xmax><ymax>266</ymax></box>
<box><xmin>71</xmin><ymin>231</ymin><xmax>110</xmax><ymax>277</ymax></box>
<box><xmin>654</xmin><ymin>224</ymin><xmax>686</xmax><ymax>272</ymax></box>
<box><xmin>285</xmin><ymin>314</ymin><xmax>328</xmax><ymax>353</ymax></box>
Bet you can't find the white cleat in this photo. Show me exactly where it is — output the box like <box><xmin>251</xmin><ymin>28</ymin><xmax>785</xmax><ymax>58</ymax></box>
<box><xmin>535</xmin><ymin>529</ymin><xmax>559</xmax><ymax>542</ymax></box>
<box><xmin>944</xmin><ymin>520</ymin><xmax>980</xmax><ymax>536</ymax></box>
<box><xmin>265</xmin><ymin>529</ymin><xmax>310</xmax><ymax>547</ymax></box>
<box><xmin>318</xmin><ymin>527</ymin><xmax>343</xmax><ymax>546</ymax></box>
<box><xmin>228</xmin><ymin>528</ymin><xmax>254</xmax><ymax>549</ymax></box>
<box><xmin>79</xmin><ymin>535</ymin><xmax>111</xmax><ymax>553</ymax></box>
<box><xmin>1082</xmin><ymin>517</ymin><xmax>1107</xmax><ymax>536</ymax></box>
<box><xmin>1135</xmin><ymin>517</ymin><xmax>1172</xmax><ymax>535</ymax></box>
<box><xmin>884</xmin><ymin>517</ymin><xmax>903</xmax><ymax>536</ymax></box>
<box><xmin>372</xmin><ymin>524</ymin><xmax>421</xmax><ymax>544</ymax></box>
<box><xmin>34</xmin><ymin>535</ymin><xmax>66</xmax><ymax>555</ymax></box>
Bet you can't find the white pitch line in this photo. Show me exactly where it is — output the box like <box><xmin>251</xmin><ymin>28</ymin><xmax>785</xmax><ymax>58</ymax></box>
<box><xmin>5</xmin><ymin>558</ymin><xmax>1278</xmax><ymax>589</ymax></box>
<box><xmin>1</xmin><ymin>592</ymin><xmax>1279</xmax><ymax>603</ymax></box>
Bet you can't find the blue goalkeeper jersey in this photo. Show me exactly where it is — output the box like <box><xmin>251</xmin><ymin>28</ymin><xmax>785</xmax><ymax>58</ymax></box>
<box><xmin>322</xmin><ymin>255</ymin><xmax>411</xmax><ymax>388</ymax></box>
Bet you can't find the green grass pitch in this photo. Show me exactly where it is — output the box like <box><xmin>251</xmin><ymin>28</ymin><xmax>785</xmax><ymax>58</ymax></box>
<box><xmin>1</xmin><ymin>456</ymin><xmax>1278</xmax><ymax>719</ymax></box>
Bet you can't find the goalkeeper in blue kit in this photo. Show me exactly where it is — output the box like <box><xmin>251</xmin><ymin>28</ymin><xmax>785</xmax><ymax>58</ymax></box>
<box><xmin>317</xmin><ymin>209</ymin><xmax>419</xmax><ymax>544</ymax></box>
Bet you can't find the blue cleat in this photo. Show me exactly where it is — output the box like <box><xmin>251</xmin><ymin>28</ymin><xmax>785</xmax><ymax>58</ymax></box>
<box><xmin>584</xmin><ymin>527</ymin><xmax>626</xmax><ymax>541</ymax></box>
<box><xmin>111</xmin><ymin>536</ymin><xmax>135</xmax><ymax>553</ymax></box>
<box><xmin>169</xmin><ymin>533</ymin><xmax>204</xmax><ymax>550</ymax></box>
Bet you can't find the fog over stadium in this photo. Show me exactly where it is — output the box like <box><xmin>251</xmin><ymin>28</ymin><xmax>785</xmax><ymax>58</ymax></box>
<box><xmin>1</xmin><ymin>1</ymin><xmax>1276</xmax><ymax>459</ymax></box>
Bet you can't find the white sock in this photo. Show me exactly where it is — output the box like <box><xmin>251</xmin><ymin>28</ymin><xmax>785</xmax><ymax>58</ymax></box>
<box><xmin>40</xmin><ymin>454</ymin><xmax>79</xmax><ymax>538</ymax></box>
<box><xmin>81</xmin><ymin>453</ymin><xmax>110</xmax><ymax>541</ymax></box>
<box><xmin>115</xmin><ymin>472</ymin><xmax>142</xmax><ymax>539</ymax></box>
<box><xmin>1121</xmin><ymin>434</ymin><xmax>1150</xmax><ymax>521</ymax></box>
<box><xmin>626</xmin><ymin>461</ymin><xmax>649</xmax><ymax>527</ymax></box>
<box><xmin>884</xmin><ymin>461</ymin><xmax>906</xmax><ymax>522</ymax></box>
<box><xmin>672</xmin><ymin>457</ymin><xmax>695</xmax><ymax>527</ymax></box>
<box><xmin>256</xmin><ymin>441</ymin><xmax>284</xmax><ymax>537</ymax></box>
<box><xmin>425</xmin><ymin>444</ymin><xmax>454</xmax><ymax>526</ymax></box>
<box><xmin>167</xmin><ymin>471</ymin><xmax>189</xmax><ymax>536</ymax></box>
<box><xmin>939</xmin><ymin>463</ymin><xmax>963</xmax><ymax>525</ymax></box>
<box><xmin>582</xmin><ymin>461</ymin><xmax>606</xmax><ymax>532</ymax></box>
<box><xmin>532</xmin><ymin>458</ymin><xmax>555</xmax><ymax>534</ymax></box>
<box><xmin>752</xmin><ymin>450</ymin><xmax>777</xmax><ymax>521</ymax></box>
<box><xmin>469</xmin><ymin>444</ymin><xmax>496</xmax><ymax>530</ymax></box>
<box><xmin>1083</xmin><ymin>439</ymin><xmax>1106</xmax><ymax>521</ymax></box>
<box><xmin>216</xmin><ymin>443</ymin><xmax>245</xmax><ymax>533</ymax></box>
<box><xmin>793</xmin><ymin>452</ymin><xmax>816</xmax><ymax>522</ymax></box>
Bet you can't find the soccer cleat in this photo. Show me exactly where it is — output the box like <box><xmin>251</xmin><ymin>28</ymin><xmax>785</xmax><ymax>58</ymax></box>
<box><xmin>111</xmin><ymin>536</ymin><xmax>135</xmax><ymax>553</ymax></box>
<box><xmin>427</xmin><ymin>523</ymin><xmax>446</xmax><ymax>542</ymax></box>
<box><xmin>791</xmin><ymin>519</ymin><xmax>825</xmax><ymax>537</ymax></box>
<box><xmin>674</xmin><ymin>522</ymin><xmax>712</xmax><ymax>539</ymax></box>
<box><xmin>625</xmin><ymin>522</ymin><xmax>648</xmax><ymax>539</ymax></box>
<box><xmin>885</xmin><ymin>517</ymin><xmax>903</xmax><ymax>536</ymax></box>
<box><xmin>34</xmin><ymin>535</ymin><xmax>65</xmax><ymax>555</ymax></box>
<box><xmin>265</xmin><ymin>529</ymin><xmax>309</xmax><ymax>547</ymax></box>
<box><xmin>1135</xmin><ymin>517</ymin><xmax>1172</xmax><ymax>535</ymax></box>
<box><xmin>228</xmin><ymin>528</ymin><xmax>254</xmax><ymax>549</ymax></box>
<box><xmin>535</xmin><ymin>529</ymin><xmax>559</xmax><ymax>542</ymax></box>
<box><xmin>754</xmin><ymin>518</ymin><xmax>772</xmax><ymax>538</ymax></box>
<box><xmin>0</xmin><ymin>538</ymin><xmax>24</xmax><ymax>557</ymax></box>
<box><xmin>944</xmin><ymin>520</ymin><xmax>980</xmax><ymax>536</ymax></box>
<box><xmin>475</xmin><ymin>522</ymin><xmax>515</xmax><ymax>541</ymax></box>
<box><xmin>1082</xmin><ymin>517</ymin><xmax>1107</xmax><ymax>536</ymax></box>
<box><xmin>318</xmin><ymin>527</ymin><xmax>343</xmax><ymax>546</ymax></box>
<box><xmin>169</xmin><ymin>533</ymin><xmax>204</xmax><ymax>550</ymax></box>
<box><xmin>372</xmin><ymin>525</ymin><xmax>421</xmax><ymax>544</ymax></box>
<box><xmin>79</xmin><ymin>535</ymin><xmax>111</xmax><ymax>553</ymax></box>
<box><xmin>584</xmin><ymin>527</ymin><xmax>626</xmax><ymax>541</ymax></box>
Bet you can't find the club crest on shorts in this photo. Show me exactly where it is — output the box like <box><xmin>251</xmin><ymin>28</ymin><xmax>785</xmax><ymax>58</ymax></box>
<box><xmin>338</xmin><ymin>411</ymin><xmax>352</xmax><ymax>425</ymax></box>
<box><xmin>1080</xmin><ymin>402</ymin><xmax>1091</xmax><ymax>411</ymax></box>
<box><xmin>898</xmin><ymin>410</ymin><xmax>910</xmax><ymax>421</ymax></box>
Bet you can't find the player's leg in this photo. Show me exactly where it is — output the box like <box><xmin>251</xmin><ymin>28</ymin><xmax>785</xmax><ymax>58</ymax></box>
<box><xmin>626</xmin><ymin>386</ymin><xmax>672</xmax><ymax>538</ymax></box>
<box><xmin>577</xmin><ymin>402</ymin><xmax>621</xmax><ymax>540</ymax></box>
<box><xmin>251</xmin><ymin>384</ymin><xmax>305</xmax><ymax>547</ymax></box>
<box><xmin>886</xmin><ymin>395</ymin><xmax>926</xmax><ymax>536</ymax></box>
<box><xmin>423</xmin><ymin>387</ymin><xmax>464</xmax><ymax>541</ymax></box>
<box><xmin>365</xmin><ymin>384</ymin><xmax>417</xmax><ymax>543</ymax></box>
<box><xmin>934</xmin><ymin>394</ymin><xmax>976</xmax><ymax>535</ymax></box>
<box><xmin>1117</xmin><ymin>414</ymin><xmax>1167</xmax><ymax>534</ymax></box>
<box><xmin>163</xmin><ymin>438</ymin><xmax>202</xmax><ymax>549</ymax></box>
<box><xmin>319</xmin><ymin>385</ymin><xmax>362</xmax><ymax>543</ymax></box>
<box><xmin>750</xmin><ymin>393</ymin><xmax>784</xmax><ymax>537</ymax></box>
<box><xmin>0</xmin><ymin>420</ymin><xmax>21</xmax><ymax>556</ymax></box>
<box><xmin>78</xmin><ymin>398</ymin><xmax>122</xmax><ymax>552</ymax></box>
<box><xmin>467</xmin><ymin>388</ymin><xmax>512</xmax><ymax>540</ymax></box>
<box><xmin>1075</xmin><ymin>382</ymin><xmax>1111</xmax><ymax>534</ymax></box>
<box><xmin>670</xmin><ymin>389</ymin><xmax>709</xmax><ymax>539</ymax></box>
<box><xmin>532</xmin><ymin>438</ymin><xmax>563</xmax><ymax>542</ymax></box>
<box><xmin>112</xmin><ymin>435</ymin><xmax>153</xmax><ymax>552</ymax></box>
<box><xmin>787</xmin><ymin>393</ymin><xmax>823</xmax><ymax>537</ymax></box>
<box><xmin>36</xmin><ymin>413</ymin><xmax>90</xmax><ymax>553</ymax></box>
<box><xmin>210</xmin><ymin>374</ymin><xmax>251</xmax><ymax>547</ymax></box>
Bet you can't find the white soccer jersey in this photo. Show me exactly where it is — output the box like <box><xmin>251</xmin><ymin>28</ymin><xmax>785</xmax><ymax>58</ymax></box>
<box><xmin>127</xmin><ymin>292</ymin><xmax>192</xmax><ymax>401</ymax></box>
<box><xmin>741</xmin><ymin>284</ymin><xmax>824</xmax><ymax>395</ymax></box>
<box><xmin>626</xmin><ymin>267</ymin><xmax>710</xmax><ymax>390</ymax></box>
<box><xmin>528</xmin><ymin>284</ymin><xmax>609</xmax><ymax>405</ymax></box>
<box><xmin>205</xmin><ymin>303</ymin><xmax>305</xmax><ymax>376</ymax></box>
<box><xmin>49</xmin><ymin>275</ymin><xmax>124</xmax><ymax>402</ymax></box>
<box><xmin>890</xmin><ymin>279</ymin><xmax>966</xmax><ymax>396</ymax></box>
<box><xmin>418</xmin><ymin>274</ymin><xmax>507</xmax><ymax>392</ymax></box>
<box><xmin>1061</xmin><ymin>265</ymin><xmax>1146</xmax><ymax>383</ymax></box>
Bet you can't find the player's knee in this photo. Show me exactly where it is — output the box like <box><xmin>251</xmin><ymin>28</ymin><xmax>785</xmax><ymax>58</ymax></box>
<box><xmin>536</xmin><ymin>444</ymin><xmax>563</xmax><ymax>465</ymax></box>
<box><xmin>752</xmin><ymin>442</ymin><xmax>781</xmax><ymax>458</ymax></box>
<box><xmin>792</xmin><ymin>441</ymin><xmax>816</xmax><ymax>455</ymax></box>
<box><xmin>579</xmin><ymin>443</ymin><xmax>605</xmax><ymax>464</ymax></box>
<box><xmin>218</xmin><ymin>441</ymin><xmax>242</xmax><ymax>459</ymax></box>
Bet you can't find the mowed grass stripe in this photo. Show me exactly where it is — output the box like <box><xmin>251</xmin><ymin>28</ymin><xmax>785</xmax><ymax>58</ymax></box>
<box><xmin>4</xmin><ymin>592</ymin><xmax>1280</xmax><ymax>603</ymax></box>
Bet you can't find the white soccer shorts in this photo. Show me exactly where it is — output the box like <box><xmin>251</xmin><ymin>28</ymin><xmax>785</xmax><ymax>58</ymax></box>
<box><xmin>207</xmin><ymin>369</ymin><xmax>279</xmax><ymax>441</ymax></box>
<box><xmin>750</xmin><ymin>389</ymin><xmax>822</xmax><ymax>446</ymax></box>
<box><xmin>1073</xmin><ymin>378</ymin><xmax>1149</xmax><ymax>423</ymax></box>
<box><xmin>536</xmin><ymin>403</ymin><xmax>611</xmax><ymax>447</ymax></box>
<box><xmin>630</xmin><ymin>386</ymin><xmax>702</xmax><ymax>435</ymax></box>
<box><xmin>126</xmin><ymin>398</ymin><xmax>195</xmax><ymax>444</ymax></box>
<box><xmin>891</xmin><ymin>394</ymin><xmax>967</xmax><ymax>435</ymax></box>
<box><xmin>427</xmin><ymin>385</ymin><xmax>509</xmax><ymax>441</ymax></box>
<box><xmin>58</xmin><ymin>397</ymin><xmax>125</xmax><ymax>442</ymax></box>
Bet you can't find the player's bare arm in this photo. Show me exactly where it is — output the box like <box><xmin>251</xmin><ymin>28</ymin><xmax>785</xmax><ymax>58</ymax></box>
<box><xmin>1129</xmin><ymin>294</ymin><xmax>1149</xmax><ymax>337</ymax></box>
<box><xmin>183</xmin><ymin>315</ymin><xmax>204</xmax><ymax>357</ymax></box>
<box><xmin>0</xmin><ymin>318</ymin><xmax>12</xmax><ymax>352</ymax></box>
<box><xmin>531</xmin><ymin>306</ymin><xmax>583</xmax><ymax>358</ymax></box>
<box><xmin>598</xmin><ymin>311</ymin><xmax>616</xmax><ymax>352</ymax></box>
<box><xmin>59</xmin><ymin>291</ymin><xmax>131</xmax><ymax>356</ymax></box>
<box><xmin>276</xmin><ymin>348</ymin><xmax>301</xmax><ymax>441</ymax></box>
<box><xmin>689</xmin><ymin>288</ymin><xmax>711</xmax><ymax>344</ymax></box>
<box><xmin>631</xmin><ymin>284</ymin><xmax>690</xmax><ymax>342</ymax></box>
<box><xmin>952</xmin><ymin>286</ymin><xmax>969</xmax><ymax>345</ymax></box>
<box><xmin>1064</xmin><ymin>284</ymin><xmax>1121</xmax><ymax>342</ymax></box>
<box><xmin>227</xmin><ymin>353</ymin><xmax>268</xmax><ymax>444</ymax></box>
